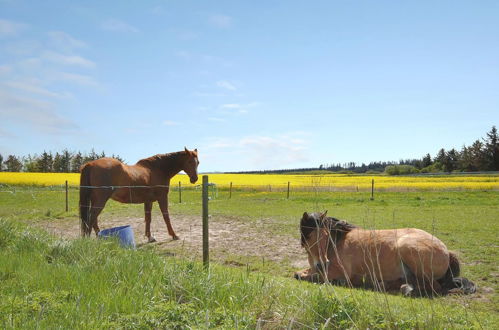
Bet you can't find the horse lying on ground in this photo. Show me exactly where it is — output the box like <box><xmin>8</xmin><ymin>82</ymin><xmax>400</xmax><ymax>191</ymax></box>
<box><xmin>294</xmin><ymin>211</ymin><xmax>476</xmax><ymax>296</ymax></box>
<box><xmin>79</xmin><ymin>147</ymin><xmax>199</xmax><ymax>242</ymax></box>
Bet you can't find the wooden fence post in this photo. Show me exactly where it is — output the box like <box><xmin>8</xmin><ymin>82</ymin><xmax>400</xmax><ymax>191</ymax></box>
<box><xmin>287</xmin><ymin>181</ymin><xmax>290</xmax><ymax>199</ymax></box>
<box><xmin>65</xmin><ymin>180</ymin><xmax>68</xmax><ymax>212</ymax></box>
<box><xmin>229</xmin><ymin>182</ymin><xmax>232</xmax><ymax>199</ymax></box>
<box><xmin>179</xmin><ymin>181</ymin><xmax>182</xmax><ymax>203</ymax></box>
<box><xmin>370</xmin><ymin>179</ymin><xmax>374</xmax><ymax>200</ymax></box>
<box><xmin>202</xmin><ymin>175</ymin><xmax>209</xmax><ymax>269</ymax></box>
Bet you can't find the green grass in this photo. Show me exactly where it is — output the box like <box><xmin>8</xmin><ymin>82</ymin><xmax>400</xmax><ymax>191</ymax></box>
<box><xmin>0</xmin><ymin>186</ymin><xmax>498</xmax><ymax>328</ymax></box>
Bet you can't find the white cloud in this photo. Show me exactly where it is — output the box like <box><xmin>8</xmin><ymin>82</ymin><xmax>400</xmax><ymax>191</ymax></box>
<box><xmin>208</xmin><ymin>117</ymin><xmax>226</xmax><ymax>122</ymax></box>
<box><xmin>220</xmin><ymin>102</ymin><xmax>259</xmax><ymax>114</ymax></box>
<box><xmin>216</xmin><ymin>80</ymin><xmax>236</xmax><ymax>91</ymax></box>
<box><xmin>4</xmin><ymin>80</ymin><xmax>69</xmax><ymax>98</ymax></box>
<box><xmin>209</xmin><ymin>15</ymin><xmax>232</xmax><ymax>28</ymax></box>
<box><xmin>174</xmin><ymin>50</ymin><xmax>191</xmax><ymax>60</ymax></box>
<box><xmin>201</xmin><ymin>133</ymin><xmax>309</xmax><ymax>170</ymax></box>
<box><xmin>150</xmin><ymin>5</ymin><xmax>166</xmax><ymax>15</ymax></box>
<box><xmin>0</xmin><ymin>65</ymin><xmax>12</xmax><ymax>75</ymax></box>
<box><xmin>163</xmin><ymin>120</ymin><xmax>179</xmax><ymax>126</ymax></box>
<box><xmin>42</xmin><ymin>51</ymin><xmax>96</xmax><ymax>68</ymax></box>
<box><xmin>55</xmin><ymin>72</ymin><xmax>99</xmax><ymax>87</ymax></box>
<box><xmin>0</xmin><ymin>90</ymin><xmax>78</xmax><ymax>134</ymax></box>
<box><xmin>0</xmin><ymin>19</ymin><xmax>27</xmax><ymax>37</ymax></box>
<box><xmin>4</xmin><ymin>40</ymin><xmax>41</xmax><ymax>55</ymax></box>
<box><xmin>101</xmin><ymin>19</ymin><xmax>139</xmax><ymax>33</ymax></box>
<box><xmin>48</xmin><ymin>31</ymin><xmax>87</xmax><ymax>50</ymax></box>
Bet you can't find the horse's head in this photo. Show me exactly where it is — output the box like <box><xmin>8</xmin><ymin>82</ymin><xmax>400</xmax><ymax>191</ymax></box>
<box><xmin>182</xmin><ymin>147</ymin><xmax>199</xmax><ymax>184</ymax></box>
<box><xmin>300</xmin><ymin>211</ymin><xmax>331</xmax><ymax>274</ymax></box>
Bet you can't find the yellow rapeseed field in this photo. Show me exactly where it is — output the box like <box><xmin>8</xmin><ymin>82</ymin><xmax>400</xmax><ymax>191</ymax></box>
<box><xmin>0</xmin><ymin>172</ymin><xmax>498</xmax><ymax>190</ymax></box>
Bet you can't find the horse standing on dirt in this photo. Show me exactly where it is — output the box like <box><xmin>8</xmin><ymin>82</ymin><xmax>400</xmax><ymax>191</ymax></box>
<box><xmin>79</xmin><ymin>148</ymin><xmax>199</xmax><ymax>242</ymax></box>
<box><xmin>295</xmin><ymin>211</ymin><xmax>476</xmax><ymax>296</ymax></box>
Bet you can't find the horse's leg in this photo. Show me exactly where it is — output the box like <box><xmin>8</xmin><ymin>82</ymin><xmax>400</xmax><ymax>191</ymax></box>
<box><xmin>294</xmin><ymin>268</ymin><xmax>321</xmax><ymax>283</ymax></box>
<box><xmin>90</xmin><ymin>191</ymin><xmax>111</xmax><ymax>236</ymax></box>
<box><xmin>144</xmin><ymin>201</ymin><xmax>156</xmax><ymax>243</ymax></box>
<box><xmin>157</xmin><ymin>196</ymin><xmax>179</xmax><ymax>240</ymax></box>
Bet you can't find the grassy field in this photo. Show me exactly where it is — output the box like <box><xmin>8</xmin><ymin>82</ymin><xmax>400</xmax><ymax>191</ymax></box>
<box><xmin>0</xmin><ymin>175</ymin><xmax>498</xmax><ymax>328</ymax></box>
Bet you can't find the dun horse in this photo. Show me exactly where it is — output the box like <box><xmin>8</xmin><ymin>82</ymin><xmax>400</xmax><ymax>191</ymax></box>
<box><xmin>79</xmin><ymin>148</ymin><xmax>199</xmax><ymax>241</ymax></box>
<box><xmin>295</xmin><ymin>211</ymin><xmax>476</xmax><ymax>296</ymax></box>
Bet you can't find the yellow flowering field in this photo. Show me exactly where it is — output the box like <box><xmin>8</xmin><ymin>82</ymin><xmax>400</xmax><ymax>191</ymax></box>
<box><xmin>0</xmin><ymin>172</ymin><xmax>498</xmax><ymax>190</ymax></box>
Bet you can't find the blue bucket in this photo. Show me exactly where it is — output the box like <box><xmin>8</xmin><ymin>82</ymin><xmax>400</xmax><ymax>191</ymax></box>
<box><xmin>98</xmin><ymin>225</ymin><xmax>136</xmax><ymax>249</ymax></box>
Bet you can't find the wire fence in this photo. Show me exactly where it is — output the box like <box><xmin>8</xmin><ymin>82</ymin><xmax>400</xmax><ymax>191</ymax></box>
<box><xmin>0</xmin><ymin>180</ymin><xmax>490</xmax><ymax>328</ymax></box>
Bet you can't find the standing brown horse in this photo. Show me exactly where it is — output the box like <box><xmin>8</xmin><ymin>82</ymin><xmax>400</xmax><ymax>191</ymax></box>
<box><xmin>295</xmin><ymin>211</ymin><xmax>476</xmax><ymax>296</ymax></box>
<box><xmin>79</xmin><ymin>148</ymin><xmax>199</xmax><ymax>241</ymax></box>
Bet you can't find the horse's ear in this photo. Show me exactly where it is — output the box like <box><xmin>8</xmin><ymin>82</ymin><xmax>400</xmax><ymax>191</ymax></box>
<box><xmin>320</xmin><ymin>210</ymin><xmax>328</xmax><ymax>219</ymax></box>
<box><xmin>184</xmin><ymin>146</ymin><xmax>189</xmax><ymax>153</ymax></box>
<box><xmin>194</xmin><ymin>148</ymin><xmax>198</xmax><ymax>153</ymax></box>
<box><xmin>302</xmin><ymin>212</ymin><xmax>308</xmax><ymax>220</ymax></box>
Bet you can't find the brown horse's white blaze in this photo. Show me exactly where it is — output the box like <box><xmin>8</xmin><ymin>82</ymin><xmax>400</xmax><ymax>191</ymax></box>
<box><xmin>295</xmin><ymin>212</ymin><xmax>476</xmax><ymax>296</ymax></box>
<box><xmin>79</xmin><ymin>147</ymin><xmax>199</xmax><ymax>242</ymax></box>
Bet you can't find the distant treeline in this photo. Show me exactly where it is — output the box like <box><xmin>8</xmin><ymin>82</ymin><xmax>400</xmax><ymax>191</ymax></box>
<box><xmin>0</xmin><ymin>149</ymin><xmax>124</xmax><ymax>173</ymax></box>
<box><xmin>230</xmin><ymin>126</ymin><xmax>499</xmax><ymax>175</ymax></box>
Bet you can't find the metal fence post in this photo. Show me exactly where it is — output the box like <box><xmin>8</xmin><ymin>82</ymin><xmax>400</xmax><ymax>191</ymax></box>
<box><xmin>202</xmin><ymin>175</ymin><xmax>209</xmax><ymax>269</ymax></box>
<box><xmin>65</xmin><ymin>180</ymin><xmax>68</xmax><ymax>212</ymax></box>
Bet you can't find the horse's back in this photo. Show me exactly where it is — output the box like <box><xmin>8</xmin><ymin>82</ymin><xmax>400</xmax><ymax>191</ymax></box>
<box><xmin>81</xmin><ymin>158</ymin><xmax>128</xmax><ymax>186</ymax></box>
<box><xmin>342</xmin><ymin>228</ymin><xmax>449</xmax><ymax>281</ymax></box>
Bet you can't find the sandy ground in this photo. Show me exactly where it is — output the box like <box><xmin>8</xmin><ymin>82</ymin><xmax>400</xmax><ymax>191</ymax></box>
<box><xmin>36</xmin><ymin>213</ymin><xmax>310</xmax><ymax>271</ymax></box>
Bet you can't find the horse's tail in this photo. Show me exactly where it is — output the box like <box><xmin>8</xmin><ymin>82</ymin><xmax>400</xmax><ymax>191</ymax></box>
<box><xmin>438</xmin><ymin>251</ymin><xmax>476</xmax><ymax>295</ymax></box>
<box><xmin>79</xmin><ymin>163</ymin><xmax>92</xmax><ymax>236</ymax></box>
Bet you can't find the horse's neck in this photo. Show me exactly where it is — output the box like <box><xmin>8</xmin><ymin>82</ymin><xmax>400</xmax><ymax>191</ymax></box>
<box><xmin>158</xmin><ymin>154</ymin><xmax>185</xmax><ymax>178</ymax></box>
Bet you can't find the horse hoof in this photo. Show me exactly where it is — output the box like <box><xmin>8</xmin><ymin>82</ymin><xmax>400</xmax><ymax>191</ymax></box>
<box><xmin>401</xmin><ymin>284</ymin><xmax>414</xmax><ymax>297</ymax></box>
<box><xmin>172</xmin><ymin>236</ymin><xmax>180</xmax><ymax>241</ymax></box>
<box><xmin>294</xmin><ymin>273</ymin><xmax>301</xmax><ymax>280</ymax></box>
<box><xmin>148</xmin><ymin>236</ymin><xmax>157</xmax><ymax>243</ymax></box>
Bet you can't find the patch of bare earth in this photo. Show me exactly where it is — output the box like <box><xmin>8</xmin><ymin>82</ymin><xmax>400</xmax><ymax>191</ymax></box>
<box><xmin>33</xmin><ymin>214</ymin><xmax>309</xmax><ymax>271</ymax></box>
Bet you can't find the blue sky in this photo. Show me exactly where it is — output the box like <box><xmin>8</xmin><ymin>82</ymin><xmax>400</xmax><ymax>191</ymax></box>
<box><xmin>1</xmin><ymin>1</ymin><xmax>498</xmax><ymax>172</ymax></box>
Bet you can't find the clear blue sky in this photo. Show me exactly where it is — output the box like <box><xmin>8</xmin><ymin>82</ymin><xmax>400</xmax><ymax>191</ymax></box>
<box><xmin>1</xmin><ymin>1</ymin><xmax>498</xmax><ymax>172</ymax></box>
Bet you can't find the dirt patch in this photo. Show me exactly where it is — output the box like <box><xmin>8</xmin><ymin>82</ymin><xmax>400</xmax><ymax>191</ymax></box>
<box><xmin>33</xmin><ymin>213</ymin><xmax>309</xmax><ymax>271</ymax></box>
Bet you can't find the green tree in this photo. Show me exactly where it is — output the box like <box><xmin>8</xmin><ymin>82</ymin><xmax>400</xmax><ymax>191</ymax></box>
<box><xmin>470</xmin><ymin>140</ymin><xmax>486</xmax><ymax>171</ymax></box>
<box><xmin>5</xmin><ymin>155</ymin><xmax>22</xmax><ymax>172</ymax></box>
<box><xmin>61</xmin><ymin>149</ymin><xmax>72</xmax><ymax>173</ymax></box>
<box><xmin>0</xmin><ymin>153</ymin><xmax>3</xmax><ymax>171</ymax></box>
<box><xmin>23</xmin><ymin>154</ymin><xmax>40</xmax><ymax>172</ymax></box>
<box><xmin>421</xmin><ymin>153</ymin><xmax>432</xmax><ymax>168</ymax></box>
<box><xmin>71</xmin><ymin>151</ymin><xmax>84</xmax><ymax>172</ymax></box>
<box><xmin>459</xmin><ymin>146</ymin><xmax>474</xmax><ymax>172</ymax></box>
<box><xmin>442</xmin><ymin>148</ymin><xmax>460</xmax><ymax>173</ymax></box>
<box><xmin>483</xmin><ymin>125</ymin><xmax>499</xmax><ymax>171</ymax></box>
<box><xmin>38</xmin><ymin>151</ymin><xmax>53</xmax><ymax>172</ymax></box>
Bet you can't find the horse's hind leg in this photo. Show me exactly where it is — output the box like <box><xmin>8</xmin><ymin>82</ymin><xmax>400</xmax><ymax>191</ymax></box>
<box><xmin>144</xmin><ymin>201</ymin><xmax>156</xmax><ymax>243</ymax></box>
<box><xmin>400</xmin><ymin>263</ymin><xmax>441</xmax><ymax>297</ymax></box>
<box><xmin>90</xmin><ymin>191</ymin><xmax>111</xmax><ymax>236</ymax></box>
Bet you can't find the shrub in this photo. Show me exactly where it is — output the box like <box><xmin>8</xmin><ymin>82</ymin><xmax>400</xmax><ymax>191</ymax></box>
<box><xmin>384</xmin><ymin>165</ymin><xmax>419</xmax><ymax>175</ymax></box>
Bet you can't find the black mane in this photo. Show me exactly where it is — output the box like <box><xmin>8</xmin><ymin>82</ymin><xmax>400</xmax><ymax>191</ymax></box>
<box><xmin>300</xmin><ymin>212</ymin><xmax>357</xmax><ymax>247</ymax></box>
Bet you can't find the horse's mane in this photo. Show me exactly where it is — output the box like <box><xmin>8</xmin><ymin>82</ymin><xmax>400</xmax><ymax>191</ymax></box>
<box><xmin>136</xmin><ymin>151</ymin><xmax>186</xmax><ymax>168</ymax></box>
<box><xmin>300</xmin><ymin>213</ymin><xmax>357</xmax><ymax>247</ymax></box>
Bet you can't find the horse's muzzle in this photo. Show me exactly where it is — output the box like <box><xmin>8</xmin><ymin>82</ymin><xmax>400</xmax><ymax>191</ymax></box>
<box><xmin>190</xmin><ymin>176</ymin><xmax>198</xmax><ymax>184</ymax></box>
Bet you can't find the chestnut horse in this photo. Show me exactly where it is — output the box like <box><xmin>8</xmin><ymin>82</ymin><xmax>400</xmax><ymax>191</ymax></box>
<box><xmin>79</xmin><ymin>148</ymin><xmax>199</xmax><ymax>241</ymax></box>
<box><xmin>295</xmin><ymin>211</ymin><xmax>476</xmax><ymax>296</ymax></box>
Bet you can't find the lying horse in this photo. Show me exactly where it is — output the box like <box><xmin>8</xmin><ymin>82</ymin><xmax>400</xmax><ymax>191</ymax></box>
<box><xmin>294</xmin><ymin>211</ymin><xmax>476</xmax><ymax>296</ymax></box>
<box><xmin>79</xmin><ymin>148</ymin><xmax>199</xmax><ymax>241</ymax></box>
